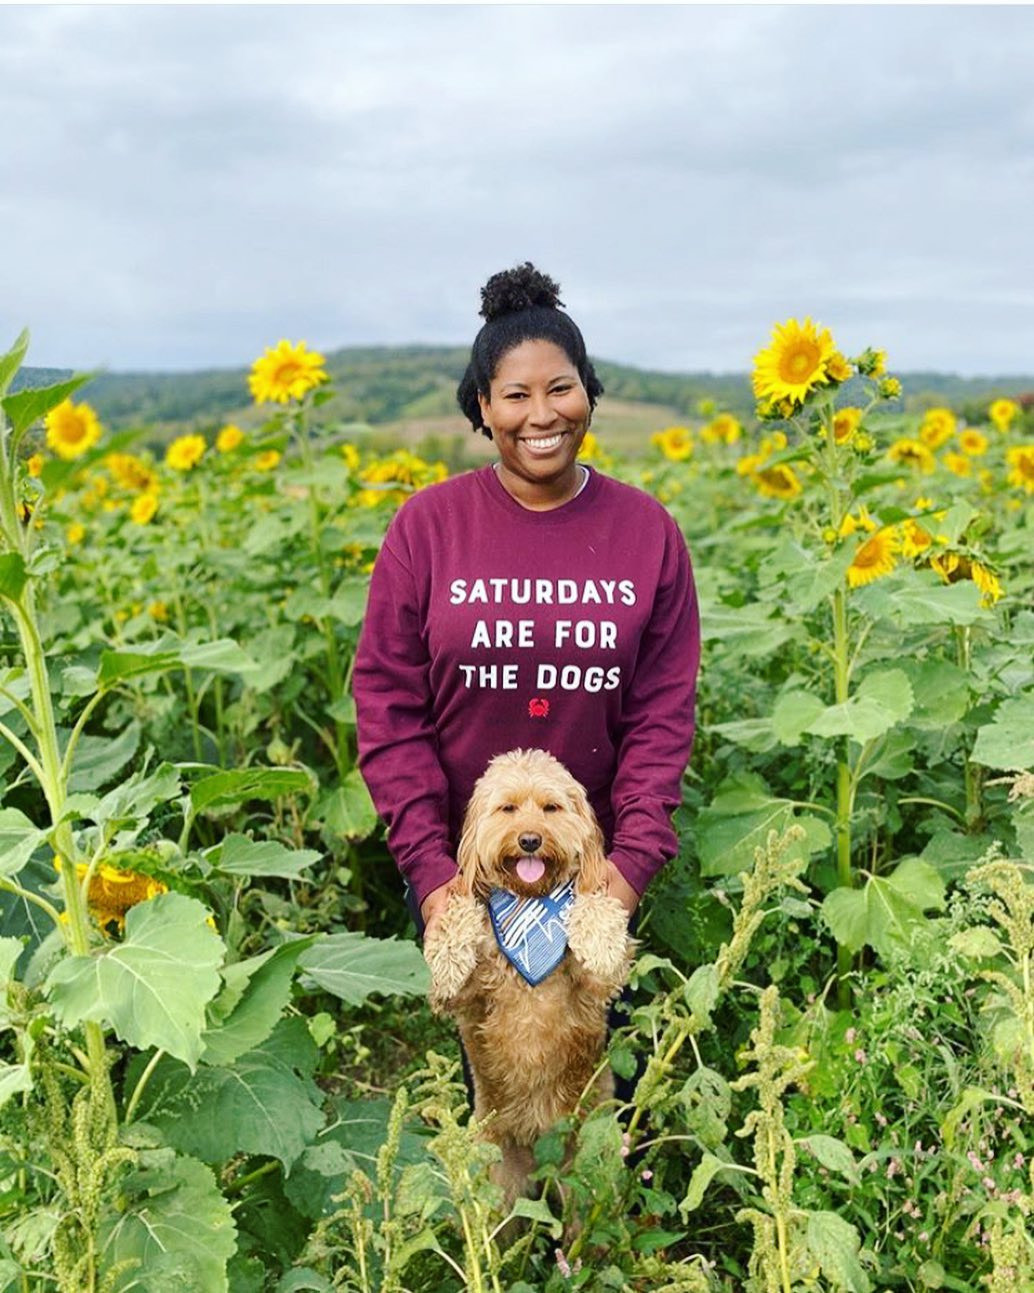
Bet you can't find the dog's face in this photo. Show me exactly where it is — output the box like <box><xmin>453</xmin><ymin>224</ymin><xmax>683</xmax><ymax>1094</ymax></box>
<box><xmin>457</xmin><ymin>748</ymin><xmax>608</xmax><ymax>900</ymax></box>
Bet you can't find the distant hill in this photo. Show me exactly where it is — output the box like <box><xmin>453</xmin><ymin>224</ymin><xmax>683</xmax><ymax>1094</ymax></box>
<box><xmin>14</xmin><ymin>347</ymin><xmax>1034</xmax><ymax>442</ymax></box>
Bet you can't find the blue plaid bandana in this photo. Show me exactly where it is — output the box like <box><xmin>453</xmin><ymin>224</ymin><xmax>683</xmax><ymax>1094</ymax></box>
<box><xmin>487</xmin><ymin>879</ymin><xmax>576</xmax><ymax>986</ymax></box>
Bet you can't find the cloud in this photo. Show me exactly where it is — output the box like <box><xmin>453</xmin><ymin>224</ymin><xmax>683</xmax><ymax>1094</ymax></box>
<box><xmin>1</xmin><ymin>6</ymin><xmax>1033</xmax><ymax>374</ymax></box>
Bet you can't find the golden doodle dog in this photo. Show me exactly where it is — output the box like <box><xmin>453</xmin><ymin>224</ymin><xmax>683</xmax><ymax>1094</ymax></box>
<box><xmin>424</xmin><ymin>748</ymin><xmax>635</xmax><ymax>1202</ymax></box>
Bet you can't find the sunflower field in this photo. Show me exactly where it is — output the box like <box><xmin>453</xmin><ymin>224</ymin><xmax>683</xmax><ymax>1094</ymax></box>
<box><xmin>1</xmin><ymin>321</ymin><xmax>1033</xmax><ymax>1293</ymax></box>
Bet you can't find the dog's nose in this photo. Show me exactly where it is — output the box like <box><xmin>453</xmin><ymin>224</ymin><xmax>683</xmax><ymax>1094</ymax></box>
<box><xmin>518</xmin><ymin>833</ymin><xmax>542</xmax><ymax>854</ymax></box>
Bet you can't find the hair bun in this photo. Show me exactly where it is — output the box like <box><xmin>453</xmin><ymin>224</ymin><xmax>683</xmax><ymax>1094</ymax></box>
<box><xmin>479</xmin><ymin>262</ymin><xmax>564</xmax><ymax>321</ymax></box>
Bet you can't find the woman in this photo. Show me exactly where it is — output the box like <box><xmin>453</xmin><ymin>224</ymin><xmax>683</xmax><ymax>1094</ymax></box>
<box><xmin>353</xmin><ymin>264</ymin><xmax>700</xmax><ymax>944</ymax></box>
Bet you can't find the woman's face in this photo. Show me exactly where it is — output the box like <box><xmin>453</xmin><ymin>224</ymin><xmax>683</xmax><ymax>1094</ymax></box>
<box><xmin>477</xmin><ymin>339</ymin><xmax>591</xmax><ymax>492</ymax></box>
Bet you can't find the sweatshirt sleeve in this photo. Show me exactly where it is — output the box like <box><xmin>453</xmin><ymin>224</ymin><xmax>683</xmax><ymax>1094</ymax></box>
<box><xmin>608</xmin><ymin>518</ymin><xmax>700</xmax><ymax>896</ymax></box>
<box><xmin>352</xmin><ymin>533</ymin><xmax>458</xmax><ymax>909</ymax></box>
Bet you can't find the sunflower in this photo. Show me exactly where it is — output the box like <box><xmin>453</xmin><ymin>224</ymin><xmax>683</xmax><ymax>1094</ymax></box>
<box><xmin>73</xmin><ymin>859</ymin><xmax>167</xmax><ymax>934</ymax></box>
<box><xmin>66</xmin><ymin>521</ymin><xmax>85</xmax><ymax>546</ymax></box>
<box><xmin>165</xmin><ymin>434</ymin><xmax>206</xmax><ymax>472</ymax></box>
<box><xmin>254</xmin><ymin>450</ymin><xmax>281</xmax><ymax>472</ymax></box>
<box><xmin>989</xmin><ymin>397</ymin><xmax>1020</xmax><ymax>432</ymax></box>
<box><xmin>970</xmin><ymin>561</ymin><xmax>1004</xmax><ymax>607</ymax></box>
<box><xmin>752</xmin><ymin>318</ymin><xmax>836</xmax><ymax>408</ymax></box>
<box><xmin>900</xmin><ymin>519</ymin><xmax>933</xmax><ymax>558</ymax></box>
<box><xmin>45</xmin><ymin>400</ymin><xmax>102</xmax><ymax>460</ymax></box>
<box><xmin>832</xmin><ymin>407</ymin><xmax>863</xmax><ymax>445</ymax></box>
<box><xmin>838</xmin><ymin>505</ymin><xmax>878</xmax><ymax>538</ymax></box>
<box><xmin>944</xmin><ymin>451</ymin><xmax>972</xmax><ymax>478</ymax></box>
<box><xmin>753</xmin><ymin>464</ymin><xmax>801</xmax><ymax>500</ymax></box>
<box><xmin>341</xmin><ymin>443</ymin><xmax>360</xmax><ymax>472</ymax></box>
<box><xmin>651</xmin><ymin>426</ymin><xmax>694</xmax><ymax>461</ymax></box>
<box><xmin>577</xmin><ymin>430</ymin><xmax>600</xmax><ymax>459</ymax></box>
<box><xmin>879</xmin><ymin>377</ymin><xmax>903</xmax><ymax>400</ymax></box>
<box><xmin>847</xmin><ymin>529</ymin><xmax>899</xmax><ymax>588</ymax></box>
<box><xmin>919</xmin><ymin>407</ymin><xmax>956</xmax><ymax>450</ymax></box>
<box><xmin>130</xmin><ymin>493</ymin><xmax>159</xmax><ymax>524</ymax></box>
<box><xmin>106</xmin><ymin>452</ymin><xmax>156</xmax><ymax>492</ymax></box>
<box><xmin>888</xmin><ymin>439</ymin><xmax>935</xmax><ymax>473</ymax></box>
<box><xmin>217</xmin><ymin>424</ymin><xmax>245</xmax><ymax>453</ymax></box>
<box><xmin>1006</xmin><ymin>445</ymin><xmax>1034</xmax><ymax>493</ymax></box>
<box><xmin>826</xmin><ymin>352</ymin><xmax>853</xmax><ymax>383</ymax></box>
<box><xmin>148</xmin><ymin>601</ymin><xmax>169</xmax><ymax>621</ymax></box>
<box><xmin>249</xmin><ymin>339</ymin><xmax>328</xmax><ymax>405</ymax></box>
<box><xmin>959</xmin><ymin>428</ymin><xmax>988</xmax><ymax>457</ymax></box>
<box><xmin>26</xmin><ymin>453</ymin><xmax>44</xmax><ymax>478</ymax></box>
<box><xmin>699</xmin><ymin>413</ymin><xmax>742</xmax><ymax>446</ymax></box>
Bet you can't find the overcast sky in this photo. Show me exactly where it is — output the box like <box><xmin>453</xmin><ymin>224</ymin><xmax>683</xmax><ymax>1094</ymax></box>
<box><xmin>3</xmin><ymin>5</ymin><xmax>1033</xmax><ymax>377</ymax></box>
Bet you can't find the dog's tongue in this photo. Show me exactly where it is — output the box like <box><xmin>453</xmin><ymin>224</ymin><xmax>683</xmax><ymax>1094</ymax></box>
<box><xmin>516</xmin><ymin>857</ymin><xmax>546</xmax><ymax>884</ymax></box>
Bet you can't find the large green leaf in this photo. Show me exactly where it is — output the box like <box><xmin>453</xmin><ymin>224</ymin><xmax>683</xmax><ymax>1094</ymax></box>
<box><xmin>771</xmin><ymin>689</ymin><xmax>825</xmax><ymax>746</ymax></box>
<box><xmin>0</xmin><ymin>936</ymin><xmax>33</xmax><ymax>1109</ymax></box>
<box><xmin>99</xmin><ymin>1150</ymin><xmax>237</xmax><ymax>1292</ymax></box>
<box><xmin>971</xmin><ymin>694</ymin><xmax>1034</xmax><ymax>770</ymax></box>
<box><xmin>805</xmin><ymin>1210</ymin><xmax>871</xmax><ymax>1292</ymax></box>
<box><xmin>201</xmin><ymin>939</ymin><xmax>314</xmax><ymax>1067</ymax></box>
<box><xmin>805</xmin><ymin>669</ymin><xmax>914</xmax><ymax>744</ymax></box>
<box><xmin>822</xmin><ymin>859</ymin><xmax>946</xmax><ymax>959</ymax></box>
<box><xmin>898</xmin><ymin>658</ymin><xmax>971</xmax><ymax>728</ymax></box>
<box><xmin>1</xmin><ymin>372</ymin><xmax>93</xmax><ymax>443</ymax></box>
<box><xmin>854</xmin><ymin>576</ymin><xmax>985</xmax><ymax>626</ymax></box>
<box><xmin>66</xmin><ymin>720</ymin><xmax>141</xmax><ymax>794</ymax></box>
<box><xmin>97</xmin><ymin>636</ymin><xmax>258</xmax><ymax>688</ymax></box>
<box><xmin>315</xmin><ymin>770</ymin><xmax>378</xmax><ymax>841</ymax></box>
<box><xmin>0</xmin><ymin>554</ymin><xmax>27</xmax><ymax>603</ymax></box>
<box><xmin>191</xmin><ymin>767</ymin><xmax>315</xmax><ymax>814</ymax></box>
<box><xmin>213</xmin><ymin>834</ymin><xmax>320</xmax><ymax>879</ymax></box>
<box><xmin>135</xmin><ymin>1019</ymin><xmax>325</xmax><ymax>1171</ymax></box>
<box><xmin>298</xmin><ymin>930</ymin><xmax>429</xmax><ymax>1005</ymax></box>
<box><xmin>87</xmin><ymin>762</ymin><xmax>182</xmax><ymax>827</ymax></box>
<box><xmin>700</xmin><ymin>601</ymin><xmax>797</xmax><ymax>658</ymax></box>
<box><xmin>0</xmin><ymin>328</ymin><xmax>29</xmax><ymax>398</ymax></box>
<box><xmin>696</xmin><ymin>773</ymin><xmax>830</xmax><ymax>878</ymax></box>
<box><xmin>46</xmin><ymin>893</ymin><xmax>224</xmax><ymax>1068</ymax></box>
<box><xmin>0</xmin><ymin>808</ymin><xmax>45</xmax><ymax>879</ymax></box>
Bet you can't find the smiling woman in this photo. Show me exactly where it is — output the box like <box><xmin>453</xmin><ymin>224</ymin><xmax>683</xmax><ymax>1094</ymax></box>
<box><xmin>353</xmin><ymin>262</ymin><xmax>701</xmax><ymax>970</ymax></box>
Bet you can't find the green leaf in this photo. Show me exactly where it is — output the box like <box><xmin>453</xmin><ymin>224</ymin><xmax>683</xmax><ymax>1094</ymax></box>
<box><xmin>298</xmin><ymin>931</ymin><xmax>429</xmax><ymax>1005</ymax></box>
<box><xmin>678</xmin><ymin>1067</ymin><xmax>731</xmax><ymax>1149</ymax></box>
<box><xmin>0</xmin><ymin>808</ymin><xmax>45</xmax><ymax>878</ymax></box>
<box><xmin>821</xmin><ymin>859</ymin><xmax>946</xmax><ymax>959</ymax></box>
<box><xmin>201</xmin><ymin>939</ymin><xmax>314</xmax><ymax>1067</ymax></box>
<box><xmin>97</xmin><ymin>636</ymin><xmax>258</xmax><ymax>688</ymax></box>
<box><xmin>679</xmin><ymin>1152</ymin><xmax>727</xmax><ymax>1215</ymax></box>
<box><xmin>89</xmin><ymin>762</ymin><xmax>182</xmax><ymax>827</ymax></box>
<box><xmin>771</xmin><ymin>689</ymin><xmax>825</xmax><ymax>746</ymax></box>
<box><xmin>507</xmin><ymin>1195</ymin><xmax>563</xmax><ymax>1239</ymax></box>
<box><xmin>805</xmin><ymin>669</ymin><xmax>914</xmax><ymax>744</ymax></box>
<box><xmin>805</xmin><ymin>1210</ymin><xmax>870</xmax><ymax>1292</ymax></box>
<box><xmin>0</xmin><ymin>937</ymin><xmax>33</xmax><ymax>1108</ymax></box>
<box><xmin>66</xmin><ymin>721</ymin><xmax>141</xmax><ymax>794</ymax></box>
<box><xmin>47</xmin><ymin>893</ymin><xmax>224</xmax><ymax>1068</ymax></box>
<box><xmin>972</xmin><ymin>694</ymin><xmax>1034</xmax><ymax>770</ymax></box>
<box><xmin>920</xmin><ymin>830</ymin><xmax>996</xmax><ymax>882</ymax></box>
<box><xmin>696</xmin><ymin>773</ymin><xmax>829</xmax><ymax>878</ymax></box>
<box><xmin>948</xmin><ymin>926</ymin><xmax>1004</xmax><ymax>960</ymax></box>
<box><xmin>898</xmin><ymin>658</ymin><xmax>971</xmax><ymax>728</ymax></box>
<box><xmin>1</xmin><ymin>372</ymin><xmax>93</xmax><ymax>443</ymax></box>
<box><xmin>683</xmin><ymin>964</ymin><xmax>719</xmax><ymax>1021</ymax></box>
<box><xmin>98</xmin><ymin>1150</ymin><xmax>237</xmax><ymax>1293</ymax></box>
<box><xmin>0</xmin><ymin>328</ymin><xmax>29</xmax><ymax>397</ymax></box>
<box><xmin>314</xmin><ymin>770</ymin><xmax>379</xmax><ymax>841</ymax></box>
<box><xmin>855</xmin><ymin>576</ymin><xmax>985</xmax><ymax>626</ymax></box>
<box><xmin>0</xmin><ymin>554</ymin><xmax>27</xmax><ymax>603</ymax></box>
<box><xmin>700</xmin><ymin>601</ymin><xmax>797</xmax><ymax>657</ymax></box>
<box><xmin>191</xmin><ymin>767</ymin><xmax>315</xmax><ymax>815</ymax></box>
<box><xmin>798</xmin><ymin>1134</ymin><xmax>859</xmax><ymax>1183</ymax></box>
<box><xmin>134</xmin><ymin>1019</ymin><xmax>325</xmax><ymax>1172</ymax></box>
<box><xmin>213</xmin><ymin>834</ymin><xmax>321</xmax><ymax>880</ymax></box>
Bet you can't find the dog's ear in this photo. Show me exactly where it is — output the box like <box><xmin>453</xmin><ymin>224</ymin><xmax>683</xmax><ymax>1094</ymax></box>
<box><xmin>456</xmin><ymin>779</ymin><xmax>489</xmax><ymax>898</ymax></box>
<box><xmin>570</xmin><ymin>786</ymin><xmax>609</xmax><ymax>895</ymax></box>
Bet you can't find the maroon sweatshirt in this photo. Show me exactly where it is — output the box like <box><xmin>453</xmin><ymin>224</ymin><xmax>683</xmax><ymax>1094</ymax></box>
<box><xmin>352</xmin><ymin>464</ymin><xmax>701</xmax><ymax>908</ymax></box>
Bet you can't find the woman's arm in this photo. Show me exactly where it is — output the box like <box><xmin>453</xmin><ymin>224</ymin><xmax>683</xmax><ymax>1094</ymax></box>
<box><xmin>353</xmin><ymin>537</ymin><xmax>459</xmax><ymax>913</ymax></box>
<box><xmin>608</xmin><ymin>517</ymin><xmax>701</xmax><ymax>899</ymax></box>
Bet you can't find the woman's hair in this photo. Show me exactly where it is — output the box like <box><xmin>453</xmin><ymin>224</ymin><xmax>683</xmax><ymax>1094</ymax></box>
<box><xmin>456</xmin><ymin>262</ymin><xmax>604</xmax><ymax>438</ymax></box>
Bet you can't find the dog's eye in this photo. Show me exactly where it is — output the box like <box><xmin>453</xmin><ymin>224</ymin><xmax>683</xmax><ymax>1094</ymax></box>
<box><xmin>543</xmin><ymin>803</ymin><xmax>561</xmax><ymax>813</ymax></box>
<box><xmin>499</xmin><ymin>804</ymin><xmax>517</xmax><ymax>814</ymax></box>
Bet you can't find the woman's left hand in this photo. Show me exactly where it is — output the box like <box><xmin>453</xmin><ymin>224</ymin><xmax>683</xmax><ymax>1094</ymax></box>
<box><xmin>604</xmin><ymin>859</ymin><xmax>640</xmax><ymax>916</ymax></box>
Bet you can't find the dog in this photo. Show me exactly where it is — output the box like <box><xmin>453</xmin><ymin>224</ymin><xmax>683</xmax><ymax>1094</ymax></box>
<box><xmin>423</xmin><ymin>748</ymin><xmax>635</xmax><ymax>1203</ymax></box>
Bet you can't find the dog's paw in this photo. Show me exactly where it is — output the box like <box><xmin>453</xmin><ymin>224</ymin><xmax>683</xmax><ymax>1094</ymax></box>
<box><xmin>425</xmin><ymin>893</ymin><xmax>483</xmax><ymax>1012</ymax></box>
<box><xmin>566</xmin><ymin>893</ymin><xmax>634</xmax><ymax>985</ymax></box>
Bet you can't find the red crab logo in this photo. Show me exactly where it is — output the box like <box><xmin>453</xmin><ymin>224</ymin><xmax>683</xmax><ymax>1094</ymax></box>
<box><xmin>528</xmin><ymin>697</ymin><xmax>550</xmax><ymax>719</ymax></box>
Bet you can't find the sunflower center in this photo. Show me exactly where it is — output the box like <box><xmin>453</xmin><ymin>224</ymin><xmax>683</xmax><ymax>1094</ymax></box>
<box><xmin>273</xmin><ymin>361</ymin><xmax>303</xmax><ymax>386</ymax></box>
<box><xmin>779</xmin><ymin>342</ymin><xmax>821</xmax><ymax>385</ymax></box>
<box><xmin>854</xmin><ymin>538</ymin><xmax>883</xmax><ymax>568</ymax></box>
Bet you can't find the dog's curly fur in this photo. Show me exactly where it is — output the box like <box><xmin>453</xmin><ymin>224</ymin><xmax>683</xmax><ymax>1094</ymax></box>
<box><xmin>424</xmin><ymin>748</ymin><xmax>635</xmax><ymax>1202</ymax></box>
